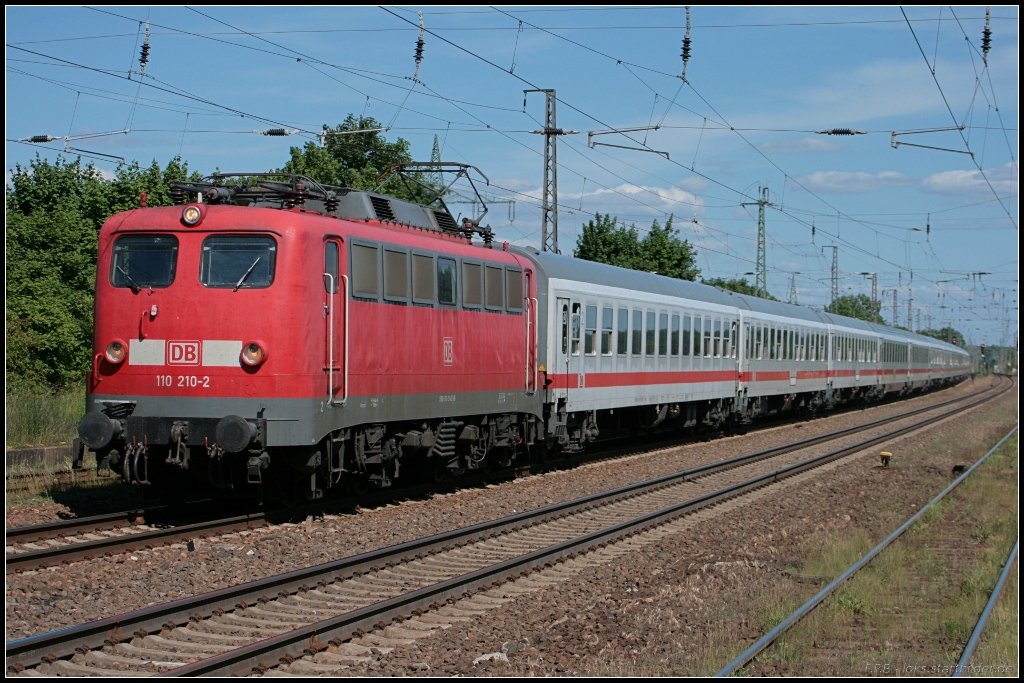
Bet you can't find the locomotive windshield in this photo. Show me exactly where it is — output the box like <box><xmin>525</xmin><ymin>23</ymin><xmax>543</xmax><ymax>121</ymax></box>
<box><xmin>200</xmin><ymin>235</ymin><xmax>276</xmax><ymax>289</ymax></box>
<box><xmin>110</xmin><ymin>235</ymin><xmax>178</xmax><ymax>289</ymax></box>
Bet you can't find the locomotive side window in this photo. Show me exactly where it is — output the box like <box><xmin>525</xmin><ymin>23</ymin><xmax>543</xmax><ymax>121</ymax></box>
<box><xmin>463</xmin><ymin>262</ymin><xmax>483</xmax><ymax>307</ymax></box>
<box><xmin>485</xmin><ymin>265</ymin><xmax>504</xmax><ymax>310</ymax></box>
<box><xmin>601</xmin><ymin>307</ymin><xmax>613</xmax><ymax>355</ymax></box>
<box><xmin>632</xmin><ymin>310</ymin><xmax>642</xmax><ymax>356</ymax></box>
<box><xmin>437</xmin><ymin>258</ymin><xmax>456</xmax><ymax>305</ymax></box>
<box><xmin>384</xmin><ymin>248</ymin><xmax>409</xmax><ymax>302</ymax></box>
<box><xmin>200</xmin><ymin>235</ymin><xmax>276</xmax><ymax>289</ymax></box>
<box><xmin>506</xmin><ymin>269</ymin><xmax>523</xmax><ymax>312</ymax></box>
<box><xmin>617</xmin><ymin>308</ymin><xmax>628</xmax><ymax>355</ymax></box>
<box><xmin>324</xmin><ymin>242</ymin><xmax>339</xmax><ymax>293</ymax></box>
<box><xmin>585</xmin><ymin>305</ymin><xmax>597</xmax><ymax>355</ymax></box>
<box><xmin>111</xmin><ymin>234</ymin><xmax>179</xmax><ymax>289</ymax></box>
<box><xmin>412</xmin><ymin>254</ymin><xmax>434</xmax><ymax>303</ymax></box>
<box><xmin>351</xmin><ymin>243</ymin><xmax>380</xmax><ymax>299</ymax></box>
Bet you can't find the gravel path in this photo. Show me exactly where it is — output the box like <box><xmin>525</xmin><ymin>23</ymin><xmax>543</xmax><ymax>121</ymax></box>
<box><xmin>3</xmin><ymin>380</ymin><xmax>995</xmax><ymax>642</ymax></box>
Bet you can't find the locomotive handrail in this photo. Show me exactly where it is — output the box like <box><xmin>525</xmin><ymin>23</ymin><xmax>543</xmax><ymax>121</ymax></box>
<box><xmin>531</xmin><ymin>296</ymin><xmax>539</xmax><ymax>393</ymax></box>
<box><xmin>323</xmin><ymin>273</ymin><xmax>349</xmax><ymax>406</ymax></box>
<box><xmin>340</xmin><ymin>274</ymin><xmax>349</xmax><ymax>405</ymax></box>
<box><xmin>325</xmin><ymin>272</ymin><xmax>335</xmax><ymax>405</ymax></box>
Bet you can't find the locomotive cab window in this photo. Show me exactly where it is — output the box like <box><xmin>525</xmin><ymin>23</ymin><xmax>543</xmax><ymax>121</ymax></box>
<box><xmin>200</xmin><ymin>235</ymin><xmax>276</xmax><ymax>289</ymax></box>
<box><xmin>324</xmin><ymin>242</ymin><xmax>339</xmax><ymax>293</ymax></box>
<box><xmin>111</xmin><ymin>234</ymin><xmax>179</xmax><ymax>289</ymax></box>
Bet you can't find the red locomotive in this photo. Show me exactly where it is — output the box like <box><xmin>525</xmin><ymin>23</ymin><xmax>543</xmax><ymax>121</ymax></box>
<box><xmin>78</xmin><ymin>168</ymin><xmax>969</xmax><ymax>502</ymax></box>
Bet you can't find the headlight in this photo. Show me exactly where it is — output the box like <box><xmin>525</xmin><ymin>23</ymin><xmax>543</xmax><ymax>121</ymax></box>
<box><xmin>241</xmin><ymin>341</ymin><xmax>267</xmax><ymax>366</ymax></box>
<box><xmin>181</xmin><ymin>204</ymin><xmax>204</xmax><ymax>226</ymax></box>
<box><xmin>105</xmin><ymin>340</ymin><xmax>127</xmax><ymax>364</ymax></box>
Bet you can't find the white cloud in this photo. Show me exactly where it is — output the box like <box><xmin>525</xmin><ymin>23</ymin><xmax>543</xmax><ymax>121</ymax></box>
<box><xmin>921</xmin><ymin>162</ymin><xmax>1018</xmax><ymax>197</ymax></box>
<box><xmin>796</xmin><ymin>170</ymin><xmax>916</xmax><ymax>193</ymax></box>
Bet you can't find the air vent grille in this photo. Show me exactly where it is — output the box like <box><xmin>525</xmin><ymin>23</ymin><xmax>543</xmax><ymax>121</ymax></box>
<box><xmin>369</xmin><ymin>196</ymin><xmax>397</xmax><ymax>222</ymax></box>
<box><xmin>433</xmin><ymin>210</ymin><xmax>459</xmax><ymax>233</ymax></box>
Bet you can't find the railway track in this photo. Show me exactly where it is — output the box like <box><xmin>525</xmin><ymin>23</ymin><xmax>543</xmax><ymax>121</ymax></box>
<box><xmin>5</xmin><ymin>380</ymin><xmax>1001</xmax><ymax>574</ymax></box>
<box><xmin>6</xmin><ymin>376</ymin><xmax>1011</xmax><ymax>676</ymax></box>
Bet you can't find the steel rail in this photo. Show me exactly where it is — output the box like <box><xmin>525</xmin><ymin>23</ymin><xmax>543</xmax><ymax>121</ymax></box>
<box><xmin>953</xmin><ymin>538</ymin><xmax>1019</xmax><ymax>677</ymax></box>
<box><xmin>5</xmin><ymin>378</ymin><xmax>1002</xmax><ymax>572</ymax></box>
<box><xmin>715</xmin><ymin>424</ymin><xmax>1019</xmax><ymax>677</ymax></box>
<box><xmin>7</xmin><ymin>376</ymin><xmax>1009</xmax><ymax>674</ymax></box>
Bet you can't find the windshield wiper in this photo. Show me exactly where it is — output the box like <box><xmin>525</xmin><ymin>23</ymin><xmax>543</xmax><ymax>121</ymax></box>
<box><xmin>233</xmin><ymin>257</ymin><xmax>261</xmax><ymax>292</ymax></box>
<box><xmin>116</xmin><ymin>265</ymin><xmax>143</xmax><ymax>293</ymax></box>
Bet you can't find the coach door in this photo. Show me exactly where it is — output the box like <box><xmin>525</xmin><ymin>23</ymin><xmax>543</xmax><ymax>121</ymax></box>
<box><xmin>323</xmin><ymin>238</ymin><xmax>347</xmax><ymax>404</ymax></box>
<box><xmin>554</xmin><ymin>297</ymin><xmax>583</xmax><ymax>399</ymax></box>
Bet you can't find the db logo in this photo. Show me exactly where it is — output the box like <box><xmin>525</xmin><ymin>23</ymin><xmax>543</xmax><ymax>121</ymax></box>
<box><xmin>443</xmin><ymin>337</ymin><xmax>454</xmax><ymax>366</ymax></box>
<box><xmin>168</xmin><ymin>341</ymin><xmax>200</xmax><ymax>365</ymax></box>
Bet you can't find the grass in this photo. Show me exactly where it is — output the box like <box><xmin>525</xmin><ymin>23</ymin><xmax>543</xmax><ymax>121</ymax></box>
<box><xmin>5</xmin><ymin>383</ymin><xmax>84</xmax><ymax>448</ymax></box>
<box><xmin>750</xmin><ymin>428</ymin><xmax>1018</xmax><ymax>675</ymax></box>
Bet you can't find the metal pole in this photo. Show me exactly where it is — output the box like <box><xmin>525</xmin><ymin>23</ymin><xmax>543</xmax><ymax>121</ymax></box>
<box><xmin>743</xmin><ymin>187</ymin><xmax>773</xmax><ymax>298</ymax></box>
<box><xmin>525</xmin><ymin>89</ymin><xmax>570</xmax><ymax>254</ymax></box>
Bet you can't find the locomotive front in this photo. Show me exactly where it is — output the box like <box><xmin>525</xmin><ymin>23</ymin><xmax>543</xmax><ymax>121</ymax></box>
<box><xmin>77</xmin><ymin>200</ymin><xmax>316</xmax><ymax>493</ymax></box>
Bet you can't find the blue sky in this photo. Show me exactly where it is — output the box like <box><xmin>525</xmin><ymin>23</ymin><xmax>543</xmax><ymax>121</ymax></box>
<box><xmin>6</xmin><ymin>6</ymin><xmax>1018</xmax><ymax>345</ymax></box>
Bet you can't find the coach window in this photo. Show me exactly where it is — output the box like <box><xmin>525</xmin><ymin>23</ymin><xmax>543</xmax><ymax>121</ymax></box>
<box><xmin>383</xmin><ymin>248</ymin><xmax>409</xmax><ymax>302</ymax></box>
<box><xmin>632</xmin><ymin>310</ymin><xmax>643</xmax><ymax>356</ymax></box>
<box><xmin>412</xmin><ymin>253</ymin><xmax>434</xmax><ymax>304</ymax></box>
<box><xmin>437</xmin><ymin>258</ymin><xmax>457</xmax><ymax>305</ymax></box>
<box><xmin>350</xmin><ymin>242</ymin><xmax>380</xmax><ymax>299</ymax></box>
<box><xmin>201</xmin><ymin>235</ymin><xmax>276</xmax><ymax>289</ymax></box>
<box><xmin>602</xmin><ymin>307</ymin><xmax>614</xmax><ymax>356</ymax></box>
<box><xmin>671</xmin><ymin>314</ymin><xmax>680</xmax><ymax>356</ymax></box>
<box><xmin>505</xmin><ymin>269</ymin><xmax>523</xmax><ymax>312</ymax></box>
<box><xmin>323</xmin><ymin>242</ymin><xmax>339</xmax><ymax>293</ymax></box>
<box><xmin>485</xmin><ymin>265</ymin><xmax>504</xmax><ymax>310</ymax></box>
<box><xmin>561</xmin><ymin>303</ymin><xmax>569</xmax><ymax>354</ymax></box>
<box><xmin>713</xmin><ymin>319</ymin><xmax>722</xmax><ymax>357</ymax></box>
<box><xmin>617</xmin><ymin>308</ymin><xmax>628</xmax><ymax>355</ymax></box>
<box><xmin>659</xmin><ymin>313</ymin><xmax>669</xmax><ymax>356</ymax></box>
<box><xmin>571</xmin><ymin>303</ymin><xmax>582</xmax><ymax>355</ymax></box>
<box><xmin>463</xmin><ymin>262</ymin><xmax>483</xmax><ymax>308</ymax></box>
<box><xmin>585</xmin><ymin>305</ymin><xmax>597</xmax><ymax>355</ymax></box>
<box><xmin>703</xmin><ymin>316</ymin><xmax>712</xmax><ymax>358</ymax></box>
<box><xmin>112</xmin><ymin>234</ymin><xmax>179</xmax><ymax>289</ymax></box>
<box><xmin>683</xmin><ymin>315</ymin><xmax>692</xmax><ymax>357</ymax></box>
<box><xmin>643</xmin><ymin>311</ymin><xmax>654</xmax><ymax>356</ymax></box>
<box><xmin>692</xmin><ymin>316</ymin><xmax>702</xmax><ymax>357</ymax></box>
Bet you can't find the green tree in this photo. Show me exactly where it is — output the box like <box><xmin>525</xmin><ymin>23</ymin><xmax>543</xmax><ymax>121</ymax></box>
<box><xmin>702</xmin><ymin>276</ymin><xmax>779</xmax><ymax>301</ymax></box>
<box><xmin>917</xmin><ymin>327</ymin><xmax>967</xmax><ymax>346</ymax></box>
<box><xmin>575</xmin><ymin>213</ymin><xmax>699</xmax><ymax>281</ymax></box>
<box><xmin>280</xmin><ymin>115</ymin><xmax>424</xmax><ymax>200</ymax></box>
<box><xmin>825</xmin><ymin>294</ymin><xmax>886</xmax><ymax>324</ymax></box>
<box><xmin>6</xmin><ymin>154</ymin><xmax>199</xmax><ymax>388</ymax></box>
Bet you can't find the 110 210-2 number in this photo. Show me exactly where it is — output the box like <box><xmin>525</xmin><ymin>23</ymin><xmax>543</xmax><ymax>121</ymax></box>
<box><xmin>157</xmin><ymin>375</ymin><xmax>211</xmax><ymax>388</ymax></box>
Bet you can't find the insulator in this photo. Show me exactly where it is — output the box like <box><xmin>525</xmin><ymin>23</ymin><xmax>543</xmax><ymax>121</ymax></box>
<box><xmin>981</xmin><ymin>27</ymin><xmax>992</xmax><ymax>60</ymax></box>
<box><xmin>28</xmin><ymin>135</ymin><xmax>56</xmax><ymax>143</ymax></box>
<box><xmin>263</xmin><ymin>129</ymin><xmax>289</xmax><ymax>136</ymax></box>
<box><xmin>140</xmin><ymin>43</ymin><xmax>150</xmax><ymax>69</ymax></box>
<box><xmin>681</xmin><ymin>36</ymin><xmax>692</xmax><ymax>63</ymax></box>
<box><xmin>169</xmin><ymin>185</ymin><xmax>186</xmax><ymax>206</ymax></box>
<box><xmin>415</xmin><ymin>37</ymin><xmax>425</xmax><ymax>66</ymax></box>
<box><xmin>325</xmin><ymin>194</ymin><xmax>340</xmax><ymax>213</ymax></box>
<box><xmin>292</xmin><ymin>181</ymin><xmax>309</xmax><ymax>206</ymax></box>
